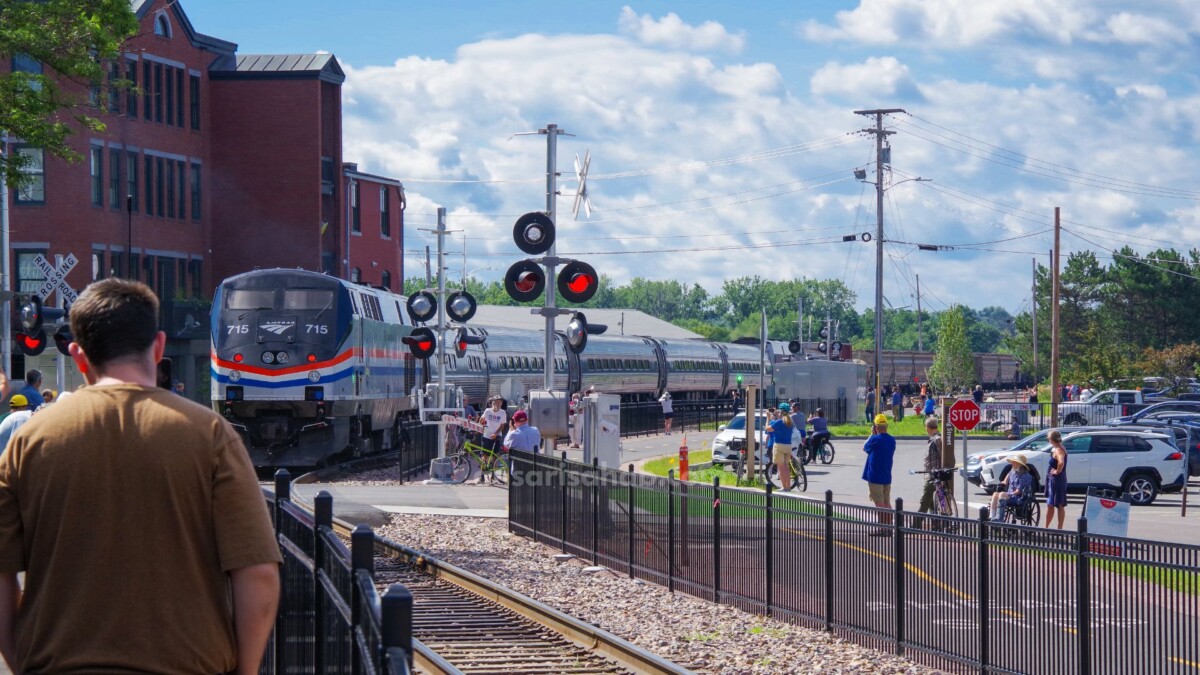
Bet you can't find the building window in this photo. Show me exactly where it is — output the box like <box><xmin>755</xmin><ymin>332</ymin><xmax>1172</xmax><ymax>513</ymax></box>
<box><xmin>166</xmin><ymin>160</ymin><xmax>175</xmax><ymax>218</ymax></box>
<box><xmin>92</xmin><ymin>249</ymin><xmax>106</xmax><ymax>281</ymax></box>
<box><xmin>154</xmin><ymin>63</ymin><xmax>163</xmax><ymax>122</ymax></box>
<box><xmin>126</xmin><ymin>58</ymin><xmax>137</xmax><ymax>117</ymax></box>
<box><xmin>12</xmin><ymin>54</ymin><xmax>42</xmax><ymax>92</ymax></box>
<box><xmin>154</xmin><ymin>13</ymin><xmax>171</xmax><ymax>37</ymax></box>
<box><xmin>189</xmin><ymin>74</ymin><xmax>200</xmax><ymax>130</ymax></box>
<box><xmin>109</xmin><ymin>148</ymin><xmax>121</xmax><ymax>208</ymax></box>
<box><xmin>177</xmin><ymin>258</ymin><xmax>187</xmax><ymax>297</ymax></box>
<box><xmin>155</xmin><ymin>257</ymin><xmax>173</xmax><ymax>300</ymax></box>
<box><xmin>129</xmin><ymin>253</ymin><xmax>140</xmax><ymax>281</ymax></box>
<box><xmin>144</xmin><ymin>155</ymin><xmax>154</xmax><ymax>214</ymax></box>
<box><xmin>12</xmin><ymin>146</ymin><xmax>44</xmax><ymax>204</ymax></box>
<box><xmin>381</xmin><ymin>270</ymin><xmax>391</xmax><ymax>290</ymax></box>
<box><xmin>380</xmin><ymin>187</ymin><xmax>391</xmax><ymax>237</ymax></box>
<box><xmin>165</xmin><ymin>65</ymin><xmax>174</xmax><ymax>125</ymax></box>
<box><xmin>143</xmin><ymin>254</ymin><xmax>154</xmax><ymax>286</ymax></box>
<box><xmin>351</xmin><ymin>182</ymin><xmax>360</xmax><ymax>233</ymax></box>
<box><xmin>320</xmin><ymin>157</ymin><xmax>334</xmax><ymax>194</ymax></box>
<box><xmin>126</xmin><ymin>151</ymin><xmax>138</xmax><ymax>212</ymax></box>
<box><xmin>16</xmin><ymin>250</ymin><xmax>47</xmax><ymax>293</ymax></box>
<box><xmin>176</xmin><ymin>160</ymin><xmax>185</xmax><ymax>218</ymax></box>
<box><xmin>175</xmin><ymin>69</ymin><xmax>184</xmax><ymax>127</ymax></box>
<box><xmin>351</xmin><ymin>267</ymin><xmax>361</xmax><ymax>283</ymax></box>
<box><xmin>190</xmin><ymin>163</ymin><xmax>201</xmax><ymax>220</ymax></box>
<box><xmin>109</xmin><ymin>251</ymin><xmax>124</xmax><ymax>278</ymax></box>
<box><xmin>143</xmin><ymin>60</ymin><xmax>152</xmax><ymax>120</ymax></box>
<box><xmin>90</xmin><ymin>146</ymin><xmax>103</xmax><ymax>206</ymax></box>
<box><xmin>107</xmin><ymin>61</ymin><xmax>120</xmax><ymax>113</ymax></box>
<box><xmin>156</xmin><ymin>157</ymin><xmax>165</xmax><ymax>216</ymax></box>
<box><xmin>188</xmin><ymin>259</ymin><xmax>202</xmax><ymax>297</ymax></box>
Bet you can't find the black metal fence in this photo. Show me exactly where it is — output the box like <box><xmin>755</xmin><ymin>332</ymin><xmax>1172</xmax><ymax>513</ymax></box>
<box><xmin>397</xmin><ymin>418</ymin><xmax>440</xmax><ymax>478</ymax></box>
<box><xmin>508</xmin><ymin>451</ymin><xmax>1200</xmax><ymax>674</ymax></box>
<box><xmin>264</xmin><ymin>473</ymin><xmax>413</xmax><ymax>675</ymax></box>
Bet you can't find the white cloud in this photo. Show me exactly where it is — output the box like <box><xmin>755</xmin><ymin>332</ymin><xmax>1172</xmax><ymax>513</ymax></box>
<box><xmin>617</xmin><ymin>6</ymin><xmax>745</xmax><ymax>54</ymax></box>
<box><xmin>810</xmin><ymin>57</ymin><xmax>922</xmax><ymax>101</ymax></box>
<box><xmin>1105</xmin><ymin>12</ymin><xmax>1189</xmax><ymax>45</ymax></box>
<box><xmin>1115</xmin><ymin>84</ymin><xmax>1167</xmax><ymax>100</ymax></box>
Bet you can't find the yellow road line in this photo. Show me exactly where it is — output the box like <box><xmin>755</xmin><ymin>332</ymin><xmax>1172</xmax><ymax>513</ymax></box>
<box><xmin>1169</xmin><ymin>656</ymin><xmax>1200</xmax><ymax>668</ymax></box>
<box><xmin>999</xmin><ymin>609</ymin><xmax>1023</xmax><ymax>618</ymax></box>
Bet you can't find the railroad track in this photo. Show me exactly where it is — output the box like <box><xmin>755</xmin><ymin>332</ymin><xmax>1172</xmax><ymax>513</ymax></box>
<box><xmin>323</xmin><ymin>518</ymin><xmax>691</xmax><ymax>675</ymax></box>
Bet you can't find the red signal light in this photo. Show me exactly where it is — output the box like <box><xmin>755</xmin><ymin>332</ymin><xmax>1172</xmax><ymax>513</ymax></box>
<box><xmin>504</xmin><ymin>259</ymin><xmax>545</xmax><ymax>303</ymax></box>
<box><xmin>307</xmin><ymin>353</ymin><xmax>317</xmax><ymax>363</ymax></box>
<box><xmin>16</xmin><ymin>331</ymin><xmax>47</xmax><ymax>356</ymax></box>
<box><xmin>233</xmin><ymin>353</ymin><xmax>243</xmax><ymax>363</ymax></box>
<box><xmin>557</xmin><ymin>260</ymin><xmax>599</xmax><ymax>304</ymax></box>
<box><xmin>515</xmin><ymin>272</ymin><xmax>539</xmax><ymax>294</ymax></box>
<box><xmin>401</xmin><ymin>327</ymin><xmax>437</xmax><ymax>359</ymax></box>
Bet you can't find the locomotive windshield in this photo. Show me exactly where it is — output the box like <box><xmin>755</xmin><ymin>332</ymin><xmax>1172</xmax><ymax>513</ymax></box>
<box><xmin>224</xmin><ymin>289</ymin><xmax>336</xmax><ymax>311</ymax></box>
<box><xmin>225</xmin><ymin>289</ymin><xmax>276</xmax><ymax>310</ymax></box>
<box><xmin>284</xmin><ymin>289</ymin><xmax>335</xmax><ymax>310</ymax></box>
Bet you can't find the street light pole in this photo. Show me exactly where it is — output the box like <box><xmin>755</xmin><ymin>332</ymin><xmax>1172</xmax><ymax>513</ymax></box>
<box><xmin>1</xmin><ymin>132</ymin><xmax>10</xmax><ymax>377</ymax></box>
<box><xmin>855</xmin><ymin>108</ymin><xmax>903</xmax><ymax>412</ymax></box>
<box><xmin>126</xmin><ymin>194</ymin><xmax>133</xmax><ymax>278</ymax></box>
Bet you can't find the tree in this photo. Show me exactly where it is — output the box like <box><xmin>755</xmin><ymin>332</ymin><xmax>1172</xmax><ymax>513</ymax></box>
<box><xmin>928</xmin><ymin>305</ymin><xmax>975</xmax><ymax>394</ymax></box>
<box><xmin>0</xmin><ymin>0</ymin><xmax>139</xmax><ymax>186</ymax></box>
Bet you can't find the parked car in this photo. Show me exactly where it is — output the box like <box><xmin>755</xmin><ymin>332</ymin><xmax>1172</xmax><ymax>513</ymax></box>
<box><xmin>1107</xmin><ymin>400</ymin><xmax>1200</xmax><ymax>424</ymax></box>
<box><xmin>1059</xmin><ymin>390</ymin><xmax>1151</xmax><ymax>426</ymax></box>
<box><xmin>977</xmin><ymin>429</ymin><xmax>1187</xmax><ymax>505</ymax></box>
<box><xmin>711</xmin><ymin>412</ymin><xmax>770</xmax><ymax>467</ymax></box>
<box><xmin>965</xmin><ymin>426</ymin><xmax>1107</xmax><ymax>490</ymax></box>
<box><xmin>1107</xmin><ymin>416</ymin><xmax>1200</xmax><ymax>477</ymax></box>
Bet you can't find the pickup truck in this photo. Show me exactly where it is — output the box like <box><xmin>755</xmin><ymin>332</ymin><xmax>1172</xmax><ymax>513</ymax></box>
<box><xmin>1059</xmin><ymin>390</ymin><xmax>1148</xmax><ymax>426</ymax></box>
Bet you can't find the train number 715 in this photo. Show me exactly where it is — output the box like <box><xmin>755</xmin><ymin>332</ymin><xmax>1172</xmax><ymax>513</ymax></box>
<box><xmin>226</xmin><ymin>324</ymin><xmax>249</xmax><ymax>334</ymax></box>
<box><xmin>306</xmin><ymin>324</ymin><xmax>328</xmax><ymax>334</ymax></box>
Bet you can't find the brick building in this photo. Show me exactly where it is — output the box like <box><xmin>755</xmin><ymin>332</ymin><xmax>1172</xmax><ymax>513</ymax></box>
<box><xmin>2</xmin><ymin>0</ymin><xmax>404</xmax><ymax>396</ymax></box>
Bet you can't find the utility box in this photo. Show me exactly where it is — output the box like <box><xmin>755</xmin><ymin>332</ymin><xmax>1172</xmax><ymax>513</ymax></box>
<box><xmin>582</xmin><ymin>393</ymin><xmax>621</xmax><ymax>468</ymax></box>
<box><xmin>527</xmin><ymin>390</ymin><xmax>568</xmax><ymax>438</ymax></box>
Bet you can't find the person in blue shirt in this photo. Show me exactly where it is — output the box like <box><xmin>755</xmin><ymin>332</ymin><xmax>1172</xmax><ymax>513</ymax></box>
<box><xmin>863</xmin><ymin>414</ymin><xmax>897</xmax><ymax>536</ymax></box>
<box><xmin>806</xmin><ymin>408</ymin><xmax>830</xmax><ymax>463</ymax></box>
<box><xmin>503</xmin><ymin>410</ymin><xmax>542</xmax><ymax>454</ymax></box>
<box><xmin>768</xmin><ymin>403</ymin><xmax>796</xmax><ymax>490</ymax></box>
<box><xmin>923</xmin><ymin>395</ymin><xmax>936</xmax><ymax>418</ymax></box>
<box><xmin>890</xmin><ymin>387</ymin><xmax>904</xmax><ymax>422</ymax></box>
<box><xmin>17</xmin><ymin>370</ymin><xmax>45</xmax><ymax>410</ymax></box>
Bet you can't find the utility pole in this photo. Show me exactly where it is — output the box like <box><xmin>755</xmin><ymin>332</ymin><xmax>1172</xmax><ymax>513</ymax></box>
<box><xmin>855</xmin><ymin>108</ymin><xmax>904</xmax><ymax>412</ymax></box>
<box><xmin>435</xmin><ymin>207</ymin><xmax>449</xmax><ymax>459</ymax></box>
<box><xmin>1050</xmin><ymin>209</ymin><xmax>1061</xmax><ymax>425</ymax></box>
<box><xmin>1031</xmin><ymin>257</ymin><xmax>1038</xmax><ymax>384</ymax></box>
<box><xmin>797</xmin><ymin>297</ymin><xmax>803</xmax><ymax>354</ymax></box>
<box><xmin>916</xmin><ymin>273</ymin><xmax>923</xmax><ymax>352</ymax></box>
<box><xmin>540</xmin><ymin>124</ymin><xmax>565</xmax><ymax>391</ymax></box>
<box><xmin>0</xmin><ymin>132</ymin><xmax>11</xmax><ymax>377</ymax></box>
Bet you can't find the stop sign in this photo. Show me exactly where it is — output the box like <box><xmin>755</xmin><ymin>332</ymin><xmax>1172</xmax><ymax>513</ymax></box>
<box><xmin>948</xmin><ymin>399</ymin><xmax>981</xmax><ymax>431</ymax></box>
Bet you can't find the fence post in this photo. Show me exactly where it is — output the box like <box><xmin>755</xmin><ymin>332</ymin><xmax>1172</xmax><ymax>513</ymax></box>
<box><xmin>561</xmin><ymin>451</ymin><xmax>568</xmax><ymax>553</ymax></box>
<box><xmin>532</xmin><ymin>452</ymin><xmax>539</xmax><ymax>542</ymax></box>
<box><xmin>272</xmin><ymin>470</ymin><xmax>290</xmax><ymax>673</ymax></box>
<box><xmin>894</xmin><ymin>497</ymin><xmax>905</xmax><ymax>655</ymax></box>
<box><xmin>381</xmin><ymin>583</ymin><xmax>414</xmax><ymax>670</ymax></box>
<box><xmin>765</xmin><ymin>481</ymin><xmax>774</xmax><ymax>617</ymax></box>
<box><xmin>978</xmin><ymin>508</ymin><xmax>990</xmax><ymax>673</ymax></box>
<box><xmin>592</xmin><ymin>457</ymin><xmax>600</xmax><ymax>564</ymax></box>
<box><xmin>628</xmin><ymin>463</ymin><xmax>635</xmax><ymax>579</ymax></box>
<box><xmin>668</xmin><ymin>469</ymin><xmax>676</xmax><ymax>594</ymax></box>
<box><xmin>825</xmin><ymin>490</ymin><xmax>834</xmax><ymax>631</ymax></box>
<box><xmin>1076</xmin><ymin>517</ymin><xmax>1092</xmax><ymax>675</ymax></box>
<box><xmin>351</xmin><ymin>524</ymin><xmax>374</xmax><ymax>673</ymax></box>
<box><xmin>713</xmin><ymin>475</ymin><xmax>721</xmax><ymax>603</ymax></box>
<box><xmin>313</xmin><ymin>491</ymin><xmax>333</xmax><ymax>674</ymax></box>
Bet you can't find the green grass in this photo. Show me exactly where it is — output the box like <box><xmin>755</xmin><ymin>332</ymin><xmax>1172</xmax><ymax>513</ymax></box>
<box><xmin>643</xmin><ymin>450</ymin><xmax>712</xmax><ymax>476</ymax></box>
<box><xmin>992</xmin><ymin>538</ymin><xmax>1200</xmax><ymax>597</ymax></box>
<box><xmin>830</xmin><ymin>412</ymin><xmax>1007</xmax><ymax>437</ymax></box>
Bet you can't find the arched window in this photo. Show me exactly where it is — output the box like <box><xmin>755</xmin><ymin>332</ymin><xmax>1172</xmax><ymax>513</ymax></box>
<box><xmin>153</xmin><ymin>13</ymin><xmax>172</xmax><ymax>37</ymax></box>
<box><xmin>381</xmin><ymin>270</ymin><xmax>391</xmax><ymax>290</ymax></box>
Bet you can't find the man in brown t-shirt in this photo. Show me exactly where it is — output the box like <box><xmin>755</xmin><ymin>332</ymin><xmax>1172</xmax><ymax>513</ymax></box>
<box><xmin>0</xmin><ymin>279</ymin><xmax>281</xmax><ymax>674</ymax></box>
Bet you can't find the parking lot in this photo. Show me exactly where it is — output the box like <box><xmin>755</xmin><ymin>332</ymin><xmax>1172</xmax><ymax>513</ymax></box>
<box><xmin>617</xmin><ymin>432</ymin><xmax>1200</xmax><ymax>546</ymax></box>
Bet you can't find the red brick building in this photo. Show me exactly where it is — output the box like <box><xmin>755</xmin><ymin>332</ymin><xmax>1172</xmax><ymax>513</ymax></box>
<box><xmin>2</xmin><ymin>0</ymin><xmax>404</xmax><ymax>394</ymax></box>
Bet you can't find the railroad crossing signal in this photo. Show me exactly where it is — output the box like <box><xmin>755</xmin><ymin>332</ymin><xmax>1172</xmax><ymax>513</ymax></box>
<box><xmin>454</xmin><ymin>327</ymin><xmax>485</xmax><ymax>358</ymax></box>
<box><xmin>504</xmin><ymin>260</ymin><xmax>546</xmax><ymax>303</ymax></box>
<box><xmin>406</xmin><ymin>291</ymin><xmax>437</xmax><ymax>323</ymax></box>
<box><xmin>949</xmin><ymin>399</ymin><xmax>981</xmax><ymax>431</ymax></box>
<box><xmin>401</xmin><ymin>327</ymin><xmax>437</xmax><ymax>360</ymax></box>
<box><xmin>557</xmin><ymin>260</ymin><xmax>598</xmax><ymax>304</ymax></box>
<box><xmin>33</xmin><ymin>253</ymin><xmax>78</xmax><ymax>305</ymax></box>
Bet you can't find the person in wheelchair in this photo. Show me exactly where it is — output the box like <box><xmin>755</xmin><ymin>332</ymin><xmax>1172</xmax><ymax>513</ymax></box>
<box><xmin>805</xmin><ymin>408</ymin><xmax>830</xmax><ymax>463</ymax></box>
<box><xmin>989</xmin><ymin>454</ymin><xmax>1034</xmax><ymax>521</ymax></box>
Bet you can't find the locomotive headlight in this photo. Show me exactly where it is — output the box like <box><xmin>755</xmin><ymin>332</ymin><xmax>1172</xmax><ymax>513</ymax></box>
<box><xmin>275</xmin><ymin>351</ymin><xmax>290</xmax><ymax>364</ymax></box>
<box><xmin>228</xmin><ymin>370</ymin><xmax>241</xmax><ymax>382</ymax></box>
<box><xmin>261</xmin><ymin>351</ymin><xmax>275</xmax><ymax>364</ymax></box>
<box><xmin>308</xmin><ymin>370</ymin><xmax>321</xmax><ymax>383</ymax></box>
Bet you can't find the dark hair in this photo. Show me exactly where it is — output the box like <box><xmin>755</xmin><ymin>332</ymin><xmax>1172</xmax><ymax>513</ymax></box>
<box><xmin>25</xmin><ymin>369</ymin><xmax>42</xmax><ymax>386</ymax></box>
<box><xmin>69</xmin><ymin>279</ymin><xmax>160</xmax><ymax>368</ymax></box>
<box><xmin>1048</xmin><ymin>430</ymin><xmax>1063</xmax><ymax>444</ymax></box>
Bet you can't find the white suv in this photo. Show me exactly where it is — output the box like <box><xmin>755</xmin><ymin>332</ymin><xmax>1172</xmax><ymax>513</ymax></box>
<box><xmin>978</xmin><ymin>429</ymin><xmax>1187</xmax><ymax>505</ymax></box>
<box><xmin>710</xmin><ymin>412</ymin><xmax>770</xmax><ymax>467</ymax></box>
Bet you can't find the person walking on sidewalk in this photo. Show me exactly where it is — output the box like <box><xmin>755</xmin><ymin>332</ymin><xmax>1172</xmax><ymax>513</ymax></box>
<box><xmin>659</xmin><ymin>391</ymin><xmax>674</xmax><ymax>435</ymax></box>
<box><xmin>863</xmin><ymin>414</ymin><xmax>897</xmax><ymax>536</ymax></box>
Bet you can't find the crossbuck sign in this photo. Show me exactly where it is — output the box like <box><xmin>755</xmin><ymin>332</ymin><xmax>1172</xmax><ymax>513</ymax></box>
<box><xmin>33</xmin><ymin>253</ymin><xmax>78</xmax><ymax>305</ymax></box>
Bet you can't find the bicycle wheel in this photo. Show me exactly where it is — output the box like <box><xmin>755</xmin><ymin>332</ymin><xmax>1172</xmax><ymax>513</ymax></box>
<box><xmin>492</xmin><ymin>454</ymin><xmax>511</xmax><ymax>485</ymax></box>
<box><xmin>767</xmin><ymin>463</ymin><xmax>797</xmax><ymax>490</ymax></box>
<box><xmin>448</xmin><ymin>453</ymin><xmax>472</xmax><ymax>483</ymax></box>
<box><xmin>938</xmin><ymin>488</ymin><xmax>959</xmax><ymax>519</ymax></box>
<box><xmin>793</xmin><ymin>458</ymin><xmax>808</xmax><ymax>492</ymax></box>
<box><xmin>819</xmin><ymin>440</ymin><xmax>835</xmax><ymax>464</ymax></box>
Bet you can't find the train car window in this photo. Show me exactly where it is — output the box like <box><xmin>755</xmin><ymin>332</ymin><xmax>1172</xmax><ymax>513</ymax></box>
<box><xmin>282</xmin><ymin>289</ymin><xmax>335</xmax><ymax>310</ymax></box>
<box><xmin>225</xmin><ymin>289</ymin><xmax>275</xmax><ymax>310</ymax></box>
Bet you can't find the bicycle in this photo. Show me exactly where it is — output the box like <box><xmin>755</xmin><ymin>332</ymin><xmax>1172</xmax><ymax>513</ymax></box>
<box><xmin>910</xmin><ymin>467</ymin><xmax>959</xmax><ymax>530</ymax></box>
<box><xmin>767</xmin><ymin>449</ymin><xmax>808</xmax><ymax>492</ymax></box>
<box><xmin>448</xmin><ymin>440</ymin><xmax>510</xmax><ymax>485</ymax></box>
<box><xmin>804</xmin><ymin>434</ymin><xmax>835</xmax><ymax>465</ymax></box>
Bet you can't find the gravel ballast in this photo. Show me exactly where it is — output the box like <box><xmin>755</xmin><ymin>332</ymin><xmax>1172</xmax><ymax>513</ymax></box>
<box><xmin>377</xmin><ymin>514</ymin><xmax>942</xmax><ymax>674</ymax></box>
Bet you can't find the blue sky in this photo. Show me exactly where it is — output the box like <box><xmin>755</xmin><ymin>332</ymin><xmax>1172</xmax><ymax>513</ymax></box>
<box><xmin>186</xmin><ymin>1</ymin><xmax>1200</xmax><ymax>316</ymax></box>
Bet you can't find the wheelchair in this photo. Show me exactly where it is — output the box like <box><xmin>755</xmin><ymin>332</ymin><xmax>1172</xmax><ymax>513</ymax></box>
<box><xmin>999</xmin><ymin>494</ymin><xmax>1041</xmax><ymax>527</ymax></box>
